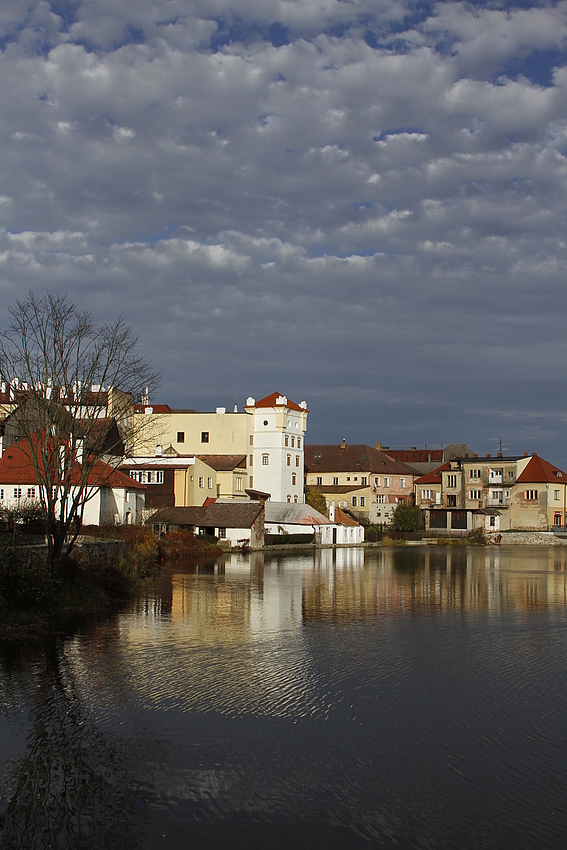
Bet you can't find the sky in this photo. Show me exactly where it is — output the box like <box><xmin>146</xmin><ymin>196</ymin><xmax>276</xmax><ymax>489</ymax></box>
<box><xmin>1</xmin><ymin>1</ymin><xmax>567</xmax><ymax>463</ymax></box>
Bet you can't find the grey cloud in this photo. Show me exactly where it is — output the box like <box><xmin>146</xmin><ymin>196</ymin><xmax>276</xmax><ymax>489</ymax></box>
<box><xmin>0</xmin><ymin>2</ymin><xmax>567</xmax><ymax>463</ymax></box>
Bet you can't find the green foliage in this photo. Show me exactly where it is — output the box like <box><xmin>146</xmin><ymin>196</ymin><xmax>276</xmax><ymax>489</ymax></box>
<box><xmin>305</xmin><ymin>486</ymin><xmax>328</xmax><ymax>516</ymax></box>
<box><xmin>389</xmin><ymin>503</ymin><xmax>424</xmax><ymax>532</ymax></box>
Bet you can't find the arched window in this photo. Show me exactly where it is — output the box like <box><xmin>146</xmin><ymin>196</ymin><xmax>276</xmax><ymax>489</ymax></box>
<box><xmin>294</xmin><ymin>495</ymin><xmax>298</xmax><ymax>503</ymax></box>
<box><xmin>287</xmin><ymin>454</ymin><xmax>291</xmax><ymax>466</ymax></box>
<box><xmin>292</xmin><ymin>473</ymin><xmax>296</xmax><ymax>485</ymax></box>
<box><xmin>287</xmin><ymin>495</ymin><xmax>291</xmax><ymax>503</ymax></box>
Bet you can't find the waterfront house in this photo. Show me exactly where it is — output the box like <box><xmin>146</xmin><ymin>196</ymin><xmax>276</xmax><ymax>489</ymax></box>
<box><xmin>146</xmin><ymin>502</ymin><xmax>265</xmax><ymax>549</ymax></box>
<box><xmin>304</xmin><ymin>442</ymin><xmax>416</xmax><ymax>525</ymax></box>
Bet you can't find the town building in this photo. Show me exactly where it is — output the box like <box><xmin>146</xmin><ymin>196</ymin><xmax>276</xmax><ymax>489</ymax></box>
<box><xmin>0</xmin><ymin>437</ymin><xmax>146</xmax><ymax>525</ymax></box>
<box><xmin>304</xmin><ymin>442</ymin><xmax>416</xmax><ymax>524</ymax></box>
<box><xmin>132</xmin><ymin>392</ymin><xmax>308</xmax><ymax>504</ymax></box>
<box><xmin>146</xmin><ymin>502</ymin><xmax>265</xmax><ymax>549</ymax></box>
<box><xmin>415</xmin><ymin>452</ymin><xmax>567</xmax><ymax>533</ymax></box>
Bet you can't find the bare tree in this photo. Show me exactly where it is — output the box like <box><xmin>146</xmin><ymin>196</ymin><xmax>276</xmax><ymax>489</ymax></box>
<box><xmin>0</xmin><ymin>291</ymin><xmax>160</xmax><ymax>573</ymax></box>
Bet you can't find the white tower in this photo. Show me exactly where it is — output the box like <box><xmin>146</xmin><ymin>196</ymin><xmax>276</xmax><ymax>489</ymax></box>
<box><xmin>245</xmin><ymin>393</ymin><xmax>308</xmax><ymax>503</ymax></box>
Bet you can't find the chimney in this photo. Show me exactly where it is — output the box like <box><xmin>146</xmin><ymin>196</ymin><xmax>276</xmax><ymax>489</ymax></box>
<box><xmin>533</xmin><ymin>452</ymin><xmax>537</xmax><ymax>457</ymax></box>
<box><xmin>497</xmin><ymin>451</ymin><xmax>503</xmax><ymax>458</ymax></box>
<box><xmin>340</xmin><ymin>439</ymin><xmax>346</xmax><ymax>450</ymax></box>
<box><xmin>410</xmin><ymin>446</ymin><xmax>417</xmax><ymax>451</ymax></box>
<box><xmin>155</xmin><ymin>445</ymin><xmax>163</xmax><ymax>457</ymax></box>
<box><xmin>427</xmin><ymin>453</ymin><xmax>431</xmax><ymax>462</ymax></box>
<box><xmin>524</xmin><ymin>452</ymin><xmax>528</xmax><ymax>457</ymax></box>
<box><xmin>473</xmin><ymin>453</ymin><xmax>478</xmax><ymax>458</ymax></box>
<box><xmin>329</xmin><ymin>501</ymin><xmax>335</xmax><ymax>522</ymax></box>
<box><xmin>376</xmin><ymin>442</ymin><xmax>381</xmax><ymax>451</ymax></box>
<box><xmin>486</xmin><ymin>453</ymin><xmax>491</xmax><ymax>458</ymax></box>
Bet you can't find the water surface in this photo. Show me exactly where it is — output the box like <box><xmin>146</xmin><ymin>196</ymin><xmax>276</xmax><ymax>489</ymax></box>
<box><xmin>1</xmin><ymin>546</ymin><xmax>567</xmax><ymax>849</ymax></box>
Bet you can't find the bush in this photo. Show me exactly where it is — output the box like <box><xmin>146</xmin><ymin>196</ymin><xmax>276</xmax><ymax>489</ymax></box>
<box><xmin>389</xmin><ymin>504</ymin><xmax>424</xmax><ymax>532</ymax></box>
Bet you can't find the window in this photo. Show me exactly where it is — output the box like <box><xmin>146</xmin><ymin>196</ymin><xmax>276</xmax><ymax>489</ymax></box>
<box><xmin>316</xmin><ymin>477</ymin><xmax>322</xmax><ymax>485</ymax></box>
<box><xmin>292</xmin><ymin>473</ymin><xmax>296</xmax><ymax>485</ymax></box>
<box><xmin>250</xmin><ymin>435</ymin><xmax>254</xmax><ymax>446</ymax></box>
<box><xmin>285</xmin><ymin>435</ymin><xmax>289</xmax><ymax>446</ymax></box>
<box><xmin>294</xmin><ymin>495</ymin><xmax>298</xmax><ymax>503</ymax></box>
<box><xmin>297</xmin><ymin>438</ymin><xmax>301</xmax><ymax>449</ymax></box>
<box><xmin>352</xmin><ymin>496</ymin><xmax>357</xmax><ymax>506</ymax></box>
<box><xmin>469</xmin><ymin>469</ymin><xmax>481</xmax><ymax>479</ymax></box>
<box><xmin>262</xmin><ymin>454</ymin><xmax>269</xmax><ymax>465</ymax></box>
<box><xmin>201</xmin><ymin>432</ymin><xmax>209</xmax><ymax>443</ymax></box>
<box><xmin>447</xmin><ymin>474</ymin><xmax>457</xmax><ymax>488</ymax></box>
<box><xmin>384</xmin><ymin>477</ymin><xmax>389</xmax><ymax>487</ymax></box>
<box><xmin>198</xmin><ymin>476</ymin><xmax>204</xmax><ymax>488</ymax></box>
<box><xmin>555</xmin><ymin>490</ymin><xmax>560</xmax><ymax>500</ymax></box>
<box><xmin>177</xmin><ymin>431</ymin><xmax>185</xmax><ymax>444</ymax></box>
<box><xmin>14</xmin><ymin>487</ymin><xmax>21</xmax><ymax>499</ymax></box>
<box><xmin>421</xmin><ymin>489</ymin><xmax>433</xmax><ymax>500</ymax></box>
<box><xmin>400</xmin><ymin>478</ymin><xmax>405</xmax><ymax>488</ymax></box>
<box><xmin>377</xmin><ymin>494</ymin><xmax>385</xmax><ymax>503</ymax></box>
<box><xmin>525</xmin><ymin>490</ymin><xmax>538</xmax><ymax>500</ymax></box>
<box><xmin>507</xmin><ymin>470</ymin><xmax>514</xmax><ymax>478</ymax></box>
<box><xmin>333</xmin><ymin>477</ymin><xmax>339</xmax><ymax>485</ymax></box>
<box><xmin>27</xmin><ymin>487</ymin><xmax>36</xmax><ymax>499</ymax></box>
<box><xmin>218</xmin><ymin>528</ymin><xmax>227</xmax><ymax>539</ymax></box>
<box><xmin>375</xmin><ymin>477</ymin><xmax>380</xmax><ymax>487</ymax></box>
<box><xmin>249</xmin><ymin>455</ymin><xmax>253</xmax><ymax>466</ymax></box>
<box><xmin>361</xmin><ymin>477</ymin><xmax>367</xmax><ymax>485</ymax></box>
<box><xmin>296</xmin><ymin>456</ymin><xmax>300</xmax><ymax>467</ymax></box>
<box><xmin>554</xmin><ymin>513</ymin><xmax>562</xmax><ymax>526</ymax></box>
<box><xmin>354</xmin><ymin>477</ymin><xmax>358</xmax><ymax>482</ymax></box>
<box><xmin>291</xmin><ymin>437</ymin><xmax>295</xmax><ymax>447</ymax></box>
<box><xmin>360</xmin><ymin>496</ymin><xmax>366</xmax><ymax>507</ymax></box>
<box><xmin>469</xmin><ymin>490</ymin><xmax>481</xmax><ymax>500</ymax></box>
<box><xmin>0</xmin><ymin>489</ymin><xmax>3</xmax><ymax>500</ymax></box>
<box><xmin>490</xmin><ymin>515</ymin><xmax>496</xmax><ymax>528</ymax></box>
<box><xmin>236</xmin><ymin>477</ymin><xmax>243</xmax><ymax>491</ymax></box>
<box><xmin>287</xmin><ymin>495</ymin><xmax>291</xmax><ymax>503</ymax></box>
<box><xmin>249</xmin><ymin>477</ymin><xmax>253</xmax><ymax>487</ymax></box>
<box><xmin>447</xmin><ymin>495</ymin><xmax>457</xmax><ymax>507</ymax></box>
<box><xmin>287</xmin><ymin>455</ymin><xmax>291</xmax><ymax>466</ymax></box>
<box><xmin>207</xmin><ymin>477</ymin><xmax>212</xmax><ymax>489</ymax></box>
<box><xmin>156</xmin><ymin>470</ymin><xmax>164</xmax><ymax>484</ymax></box>
<box><xmin>346</xmin><ymin>476</ymin><xmax>350</xmax><ymax>481</ymax></box>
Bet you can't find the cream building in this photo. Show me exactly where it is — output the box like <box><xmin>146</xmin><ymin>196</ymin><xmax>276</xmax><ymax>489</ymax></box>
<box><xmin>131</xmin><ymin>392</ymin><xmax>308</xmax><ymax>504</ymax></box>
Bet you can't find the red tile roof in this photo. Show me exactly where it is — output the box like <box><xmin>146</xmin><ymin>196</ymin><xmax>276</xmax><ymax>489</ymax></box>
<box><xmin>387</xmin><ymin>449</ymin><xmax>444</xmax><ymax>463</ymax></box>
<box><xmin>516</xmin><ymin>455</ymin><xmax>567</xmax><ymax>484</ymax></box>
<box><xmin>0</xmin><ymin>437</ymin><xmax>145</xmax><ymax>490</ymax></box>
<box><xmin>415</xmin><ymin>462</ymin><xmax>450</xmax><ymax>485</ymax></box>
<box><xmin>305</xmin><ymin>444</ymin><xmax>415</xmax><ymax>476</ymax></box>
<box><xmin>250</xmin><ymin>392</ymin><xmax>306</xmax><ymax>412</ymax></box>
<box><xmin>334</xmin><ymin>506</ymin><xmax>360</xmax><ymax>527</ymax></box>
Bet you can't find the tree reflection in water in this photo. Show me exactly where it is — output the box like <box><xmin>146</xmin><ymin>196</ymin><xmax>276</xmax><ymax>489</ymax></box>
<box><xmin>1</xmin><ymin>637</ymin><xmax>146</xmax><ymax>850</ymax></box>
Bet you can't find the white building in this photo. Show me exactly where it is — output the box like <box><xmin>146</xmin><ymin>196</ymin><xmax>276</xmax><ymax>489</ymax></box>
<box><xmin>245</xmin><ymin>393</ymin><xmax>308</xmax><ymax>504</ymax></box>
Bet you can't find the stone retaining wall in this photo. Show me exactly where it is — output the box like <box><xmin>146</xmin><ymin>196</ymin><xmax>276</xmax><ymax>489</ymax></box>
<box><xmin>486</xmin><ymin>531</ymin><xmax>567</xmax><ymax>546</ymax></box>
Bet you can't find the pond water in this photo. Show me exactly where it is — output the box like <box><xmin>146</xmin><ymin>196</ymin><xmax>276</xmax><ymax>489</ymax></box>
<box><xmin>1</xmin><ymin>546</ymin><xmax>567</xmax><ymax>849</ymax></box>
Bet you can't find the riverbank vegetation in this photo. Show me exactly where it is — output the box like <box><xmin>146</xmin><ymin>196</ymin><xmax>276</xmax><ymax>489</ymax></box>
<box><xmin>0</xmin><ymin>525</ymin><xmax>221</xmax><ymax>642</ymax></box>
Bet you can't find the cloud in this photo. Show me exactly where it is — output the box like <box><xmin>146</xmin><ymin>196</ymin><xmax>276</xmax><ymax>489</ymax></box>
<box><xmin>0</xmin><ymin>2</ymin><xmax>567</xmax><ymax>462</ymax></box>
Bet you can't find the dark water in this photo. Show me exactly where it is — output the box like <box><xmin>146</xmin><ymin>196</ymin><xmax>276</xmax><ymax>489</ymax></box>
<box><xmin>1</xmin><ymin>546</ymin><xmax>567</xmax><ymax>849</ymax></box>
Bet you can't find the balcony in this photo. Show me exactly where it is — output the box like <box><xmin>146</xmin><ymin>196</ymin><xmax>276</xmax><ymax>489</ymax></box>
<box><xmin>487</xmin><ymin>497</ymin><xmax>510</xmax><ymax>507</ymax></box>
<box><xmin>488</xmin><ymin>474</ymin><xmax>503</xmax><ymax>484</ymax></box>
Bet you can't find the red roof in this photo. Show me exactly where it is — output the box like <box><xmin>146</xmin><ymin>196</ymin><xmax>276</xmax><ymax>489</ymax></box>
<box><xmin>134</xmin><ymin>404</ymin><xmax>173</xmax><ymax>414</ymax></box>
<box><xmin>415</xmin><ymin>462</ymin><xmax>450</xmax><ymax>485</ymax></box>
<box><xmin>334</xmin><ymin>506</ymin><xmax>360</xmax><ymax>527</ymax></box>
<box><xmin>250</xmin><ymin>392</ymin><xmax>306</xmax><ymax>412</ymax></box>
<box><xmin>0</xmin><ymin>437</ymin><xmax>145</xmax><ymax>490</ymax></box>
<box><xmin>388</xmin><ymin>449</ymin><xmax>443</xmax><ymax>463</ymax></box>
<box><xmin>516</xmin><ymin>455</ymin><xmax>567</xmax><ymax>484</ymax></box>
